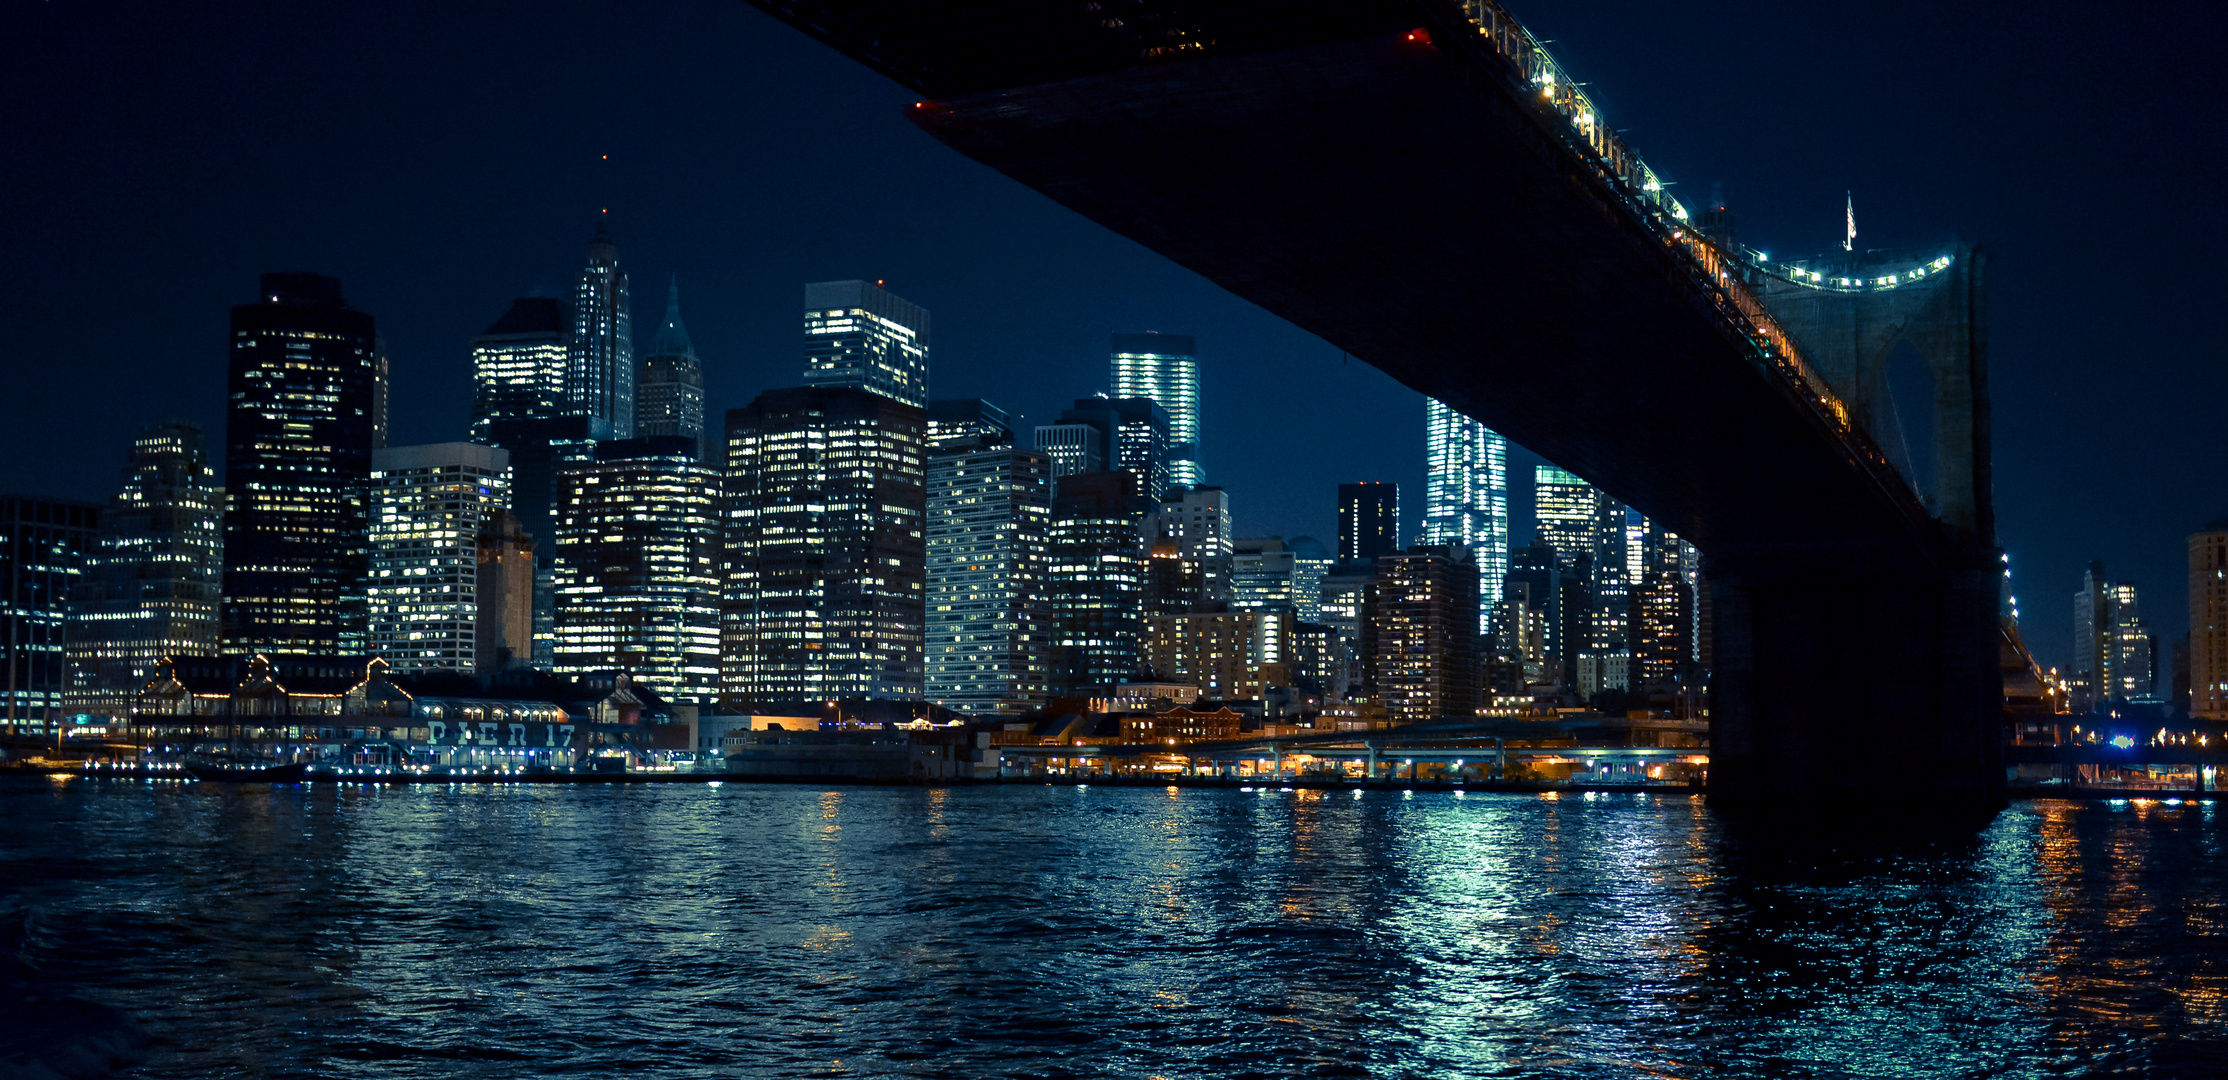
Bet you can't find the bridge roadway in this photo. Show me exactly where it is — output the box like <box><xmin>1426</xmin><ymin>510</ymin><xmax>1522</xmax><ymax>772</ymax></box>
<box><xmin>745</xmin><ymin>0</ymin><xmax>2004</xmax><ymax>806</ymax></box>
<box><xmin>992</xmin><ymin>717</ymin><xmax>1708</xmax><ymax>782</ymax></box>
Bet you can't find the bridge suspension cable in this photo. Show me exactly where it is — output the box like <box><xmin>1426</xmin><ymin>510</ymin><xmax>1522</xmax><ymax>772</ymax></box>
<box><xmin>1446</xmin><ymin>0</ymin><xmax>1925</xmax><ymax>522</ymax></box>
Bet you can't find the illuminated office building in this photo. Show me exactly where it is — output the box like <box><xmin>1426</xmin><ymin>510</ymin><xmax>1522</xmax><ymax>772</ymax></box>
<box><xmin>1036</xmin><ymin>396</ymin><xmax>1170</xmax><ymax>499</ymax></box>
<box><xmin>634</xmin><ymin>280</ymin><xmax>706</xmax><ymax>455</ymax></box>
<box><xmin>4</xmin><ymin>496</ymin><xmax>101</xmax><ymax>729</ymax></box>
<box><xmin>927</xmin><ymin>398</ymin><xmax>1012</xmax><ymax>449</ymax></box>
<box><xmin>1533</xmin><ymin>466</ymin><xmax>1601</xmax><ymax>572</ymax></box>
<box><xmin>1230</xmin><ymin>538</ymin><xmax>1299</xmax><ymax>664</ymax></box>
<box><xmin>1034</xmin><ymin>421</ymin><xmax>1104</xmax><ymax>480</ymax></box>
<box><xmin>1533</xmin><ymin>464</ymin><xmax>1634</xmax><ymax>670</ymax></box>
<box><xmin>1047</xmin><ymin>471</ymin><xmax>1152</xmax><ymax>694</ymax></box>
<box><xmin>722</xmin><ymin>387</ymin><xmax>927</xmax><ymax>703</ymax></box>
<box><xmin>1109</xmin><ymin>333</ymin><xmax>1199</xmax><ymax>488</ymax></box>
<box><xmin>1144</xmin><ymin>609</ymin><xmax>1293</xmax><ymax>699</ymax></box>
<box><xmin>568</xmin><ymin>220</ymin><xmax>635</xmax><ymax>438</ymax></box>
<box><xmin>1287</xmin><ymin>535</ymin><xmax>1332</xmax><ymax>625</ymax></box>
<box><xmin>1630</xmin><ymin>521</ymin><xmax>1698</xmax><ymax>685</ymax></box>
<box><xmin>66</xmin><ymin>423</ymin><xmax>223</xmax><ymax>717</ymax></box>
<box><xmin>468</xmin><ymin>297</ymin><xmax>569</xmax><ymax>443</ymax></box>
<box><xmin>1338</xmin><ymin>482</ymin><xmax>1398</xmax><ymax>562</ymax></box>
<box><xmin>1422</xmin><ymin>398</ymin><xmax>1509</xmax><ymax>626</ymax></box>
<box><xmin>2190</xmin><ymin>523</ymin><xmax>2228</xmax><ymax>721</ymax></box>
<box><xmin>220</xmin><ymin>272</ymin><xmax>380</xmax><ymax>656</ymax></box>
<box><xmin>366</xmin><ymin>443</ymin><xmax>511</xmax><ymax>674</ymax></box>
<box><xmin>926</xmin><ymin>422</ymin><xmax>1050</xmax><ymax>715</ymax></box>
<box><xmin>553</xmin><ymin>437</ymin><xmax>720</xmax><ymax>704</ymax></box>
<box><xmin>1156</xmin><ymin>485</ymin><xmax>1233</xmax><ymax>601</ymax></box>
<box><xmin>1362</xmin><ymin>546</ymin><xmax>1480</xmax><ymax>725</ymax></box>
<box><xmin>803</xmin><ymin>280</ymin><xmax>930</xmax><ymax>407</ymax></box>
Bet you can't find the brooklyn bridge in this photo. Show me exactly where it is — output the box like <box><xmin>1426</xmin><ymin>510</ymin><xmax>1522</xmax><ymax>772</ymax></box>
<box><xmin>744</xmin><ymin>0</ymin><xmax>2007</xmax><ymax>803</ymax></box>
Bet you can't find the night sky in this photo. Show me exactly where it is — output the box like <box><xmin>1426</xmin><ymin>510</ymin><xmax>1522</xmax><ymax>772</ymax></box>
<box><xmin>4</xmin><ymin>0</ymin><xmax>2221</xmax><ymax>675</ymax></box>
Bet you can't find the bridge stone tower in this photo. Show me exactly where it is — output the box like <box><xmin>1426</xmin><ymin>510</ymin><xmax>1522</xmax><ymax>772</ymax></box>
<box><xmin>1708</xmin><ymin>245</ymin><xmax>2002</xmax><ymax>806</ymax></box>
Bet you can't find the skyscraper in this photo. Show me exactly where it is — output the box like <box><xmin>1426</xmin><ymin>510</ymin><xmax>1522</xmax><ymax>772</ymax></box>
<box><xmin>1157</xmin><ymin>486</ymin><xmax>1234</xmax><ymax>601</ymax></box>
<box><xmin>1287</xmin><ymin>535</ymin><xmax>1332</xmax><ymax>625</ymax></box>
<box><xmin>1630</xmin><ymin>521</ymin><xmax>1698</xmax><ymax>686</ymax></box>
<box><xmin>2071</xmin><ymin>563</ymin><xmax>2152</xmax><ymax>710</ymax></box>
<box><xmin>722</xmin><ymin>387</ymin><xmax>927</xmax><ymax>703</ymax></box>
<box><xmin>1422</xmin><ymin>398</ymin><xmax>1510</xmax><ymax>626</ymax></box>
<box><xmin>635</xmin><ymin>280</ymin><xmax>706</xmax><ymax>455</ymax></box>
<box><xmin>1533</xmin><ymin>466</ymin><xmax>1600</xmax><ymax>571</ymax></box>
<box><xmin>925</xmin><ymin>421</ymin><xmax>1051</xmax><ymax>715</ymax></box>
<box><xmin>66</xmin><ymin>423</ymin><xmax>223</xmax><ymax>716</ymax></box>
<box><xmin>1502</xmin><ymin>539</ymin><xmax>1588</xmax><ymax>691</ymax></box>
<box><xmin>1047</xmin><ymin>471</ymin><xmax>1152</xmax><ymax>695</ymax></box>
<box><xmin>1144</xmin><ymin>609</ymin><xmax>1293</xmax><ymax>698</ymax></box>
<box><xmin>803</xmin><ymin>280</ymin><xmax>930</xmax><ymax>407</ymax></box>
<box><xmin>366</xmin><ymin>443</ymin><xmax>511</xmax><ymax>674</ymax></box>
<box><xmin>553</xmin><ymin>437</ymin><xmax>720</xmax><ymax>703</ymax></box>
<box><xmin>927</xmin><ymin>398</ymin><xmax>1012</xmax><ymax>448</ymax></box>
<box><xmin>568</xmin><ymin>220</ymin><xmax>635</xmax><ymax>438</ymax></box>
<box><xmin>1036</xmin><ymin>397</ymin><xmax>1171</xmax><ymax>500</ymax></box>
<box><xmin>220</xmin><ymin>272</ymin><xmax>379</xmax><ymax>656</ymax></box>
<box><xmin>1338</xmin><ymin>482</ymin><xmax>1398</xmax><ymax>562</ymax></box>
<box><xmin>468</xmin><ymin>298</ymin><xmax>569</xmax><ymax>444</ymax></box>
<box><xmin>1363</xmin><ymin>546</ymin><xmax>1481</xmax><ymax>725</ymax></box>
<box><xmin>2190</xmin><ymin>523</ymin><xmax>2228</xmax><ymax>722</ymax></box>
<box><xmin>481</xmin><ymin>415</ymin><xmax>611</xmax><ymax>667</ymax></box>
<box><xmin>1109</xmin><ymin>333</ymin><xmax>1199</xmax><ymax>489</ymax></box>
<box><xmin>1033</xmin><ymin>420</ymin><xmax>1105</xmax><ymax>480</ymax></box>
<box><xmin>4</xmin><ymin>496</ymin><xmax>100</xmax><ymax>729</ymax></box>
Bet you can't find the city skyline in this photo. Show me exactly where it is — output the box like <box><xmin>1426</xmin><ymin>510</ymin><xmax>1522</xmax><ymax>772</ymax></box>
<box><xmin>2</xmin><ymin>0</ymin><xmax>2221</xmax><ymax>677</ymax></box>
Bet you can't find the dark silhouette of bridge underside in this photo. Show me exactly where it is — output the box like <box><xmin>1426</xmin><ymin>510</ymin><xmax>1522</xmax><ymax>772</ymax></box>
<box><xmin>747</xmin><ymin>0</ymin><xmax>2005</xmax><ymax>806</ymax></box>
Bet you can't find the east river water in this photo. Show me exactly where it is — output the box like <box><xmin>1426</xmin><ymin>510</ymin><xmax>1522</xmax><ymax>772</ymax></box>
<box><xmin>4</xmin><ymin>779</ymin><xmax>2225</xmax><ymax>1078</ymax></box>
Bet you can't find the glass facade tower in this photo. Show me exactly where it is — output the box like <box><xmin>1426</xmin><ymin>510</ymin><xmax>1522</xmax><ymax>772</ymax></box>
<box><xmin>1109</xmin><ymin>333</ymin><xmax>1199</xmax><ymax>489</ymax></box>
<box><xmin>66</xmin><ymin>423</ymin><xmax>222</xmax><ymax>716</ymax></box>
<box><xmin>220</xmin><ymin>272</ymin><xmax>379</xmax><ymax>657</ymax></box>
<box><xmin>722</xmin><ymin>387</ymin><xmax>928</xmax><ymax>703</ymax></box>
<box><xmin>1047</xmin><ymin>471</ymin><xmax>1152</xmax><ymax>695</ymax></box>
<box><xmin>926</xmin><ymin>432</ymin><xmax>1051</xmax><ymax>715</ymax></box>
<box><xmin>803</xmin><ymin>280</ymin><xmax>930</xmax><ymax>408</ymax></box>
<box><xmin>1421</xmin><ymin>397</ymin><xmax>1509</xmax><ymax>625</ymax></box>
<box><xmin>553</xmin><ymin>437</ymin><xmax>720</xmax><ymax>704</ymax></box>
<box><xmin>567</xmin><ymin>220</ymin><xmax>634</xmax><ymax>439</ymax></box>
<box><xmin>4</xmin><ymin>497</ymin><xmax>100</xmax><ymax>728</ymax></box>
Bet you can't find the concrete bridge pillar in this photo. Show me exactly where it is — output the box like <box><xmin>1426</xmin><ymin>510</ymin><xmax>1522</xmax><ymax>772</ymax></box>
<box><xmin>1708</xmin><ymin>559</ymin><xmax>2004</xmax><ymax>805</ymax></box>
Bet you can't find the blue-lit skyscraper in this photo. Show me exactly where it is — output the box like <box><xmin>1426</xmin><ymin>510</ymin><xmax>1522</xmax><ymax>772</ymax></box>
<box><xmin>568</xmin><ymin>220</ymin><xmax>634</xmax><ymax>438</ymax></box>
<box><xmin>803</xmin><ymin>280</ymin><xmax>930</xmax><ymax>407</ymax></box>
<box><xmin>1421</xmin><ymin>397</ymin><xmax>1509</xmax><ymax>628</ymax></box>
<box><xmin>1109</xmin><ymin>333</ymin><xmax>1199</xmax><ymax>490</ymax></box>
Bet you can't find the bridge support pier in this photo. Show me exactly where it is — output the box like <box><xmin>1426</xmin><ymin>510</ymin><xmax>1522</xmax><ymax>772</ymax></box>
<box><xmin>1708</xmin><ymin>561</ymin><xmax>2004</xmax><ymax>806</ymax></box>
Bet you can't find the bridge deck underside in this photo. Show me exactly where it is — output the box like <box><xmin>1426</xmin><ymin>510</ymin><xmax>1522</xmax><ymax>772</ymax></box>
<box><xmin>913</xmin><ymin>30</ymin><xmax>1934</xmax><ymax>576</ymax></box>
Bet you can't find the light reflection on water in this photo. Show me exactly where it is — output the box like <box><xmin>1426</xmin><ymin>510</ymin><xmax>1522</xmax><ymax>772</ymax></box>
<box><xmin>4</xmin><ymin>782</ymin><xmax>2227</xmax><ymax>1078</ymax></box>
